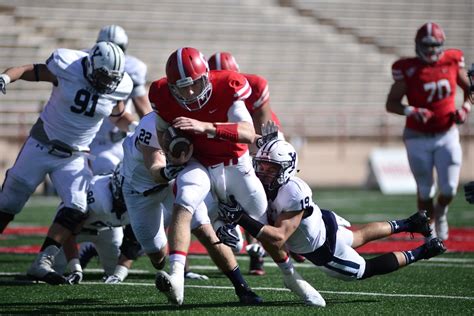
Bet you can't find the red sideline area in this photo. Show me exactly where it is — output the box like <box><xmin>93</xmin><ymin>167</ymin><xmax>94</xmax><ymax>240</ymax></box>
<box><xmin>1</xmin><ymin>226</ymin><xmax>474</xmax><ymax>254</ymax></box>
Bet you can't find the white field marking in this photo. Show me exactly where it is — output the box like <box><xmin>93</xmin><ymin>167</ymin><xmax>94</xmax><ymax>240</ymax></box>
<box><xmin>2</xmin><ymin>273</ymin><xmax>473</xmax><ymax>301</ymax></box>
<box><xmin>80</xmin><ymin>281</ymin><xmax>474</xmax><ymax>301</ymax></box>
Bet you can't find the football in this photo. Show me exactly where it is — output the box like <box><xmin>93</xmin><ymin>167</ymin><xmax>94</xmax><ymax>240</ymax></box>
<box><xmin>162</xmin><ymin>126</ymin><xmax>192</xmax><ymax>160</ymax></box>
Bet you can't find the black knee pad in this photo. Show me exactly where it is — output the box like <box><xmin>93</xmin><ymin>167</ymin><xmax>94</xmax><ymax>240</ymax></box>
<box><xmin>53</xmin><ymin>207</ymin><xmax>89</xmax><ymax>234</ymax></box>
<box><xmin>120</xmin><ymin>225</ymin><xmax>142</xmax><ymax>260</ymax></box>
<box><xmin>362</xmin><ymin>253</ymin><xmax>399</xmax><ymax>279</ymax></box>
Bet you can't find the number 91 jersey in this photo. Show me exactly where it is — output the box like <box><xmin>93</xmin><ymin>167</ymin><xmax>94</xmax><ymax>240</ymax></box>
<box><xmin>39</xmin><ymin>48</ymin><xmax>133</xmax><ymax>151</ymax></box>
<box><xmin>122</xmin><ymin>111</ymin><xmax>162</xmax><ymax>193</ymax></box>
<box><xmin>391</xmin><ymin>49</ymin><xmax>465</xmax><ymax>133</ymax></box>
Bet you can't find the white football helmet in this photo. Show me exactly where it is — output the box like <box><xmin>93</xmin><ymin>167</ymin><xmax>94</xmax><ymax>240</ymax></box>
<box><xmin>86</xmin><ymin>42</ymin><xmax>125</xmax><ymax>94</ymax></box>
<box><xmin>96</xmin><ymin>25</ymin><xmax>128</xmax><ymax>52</ymax></box>
<box><xmin>254</xmin><ymin>140</ymin><xmax>298</xmax><ymax>192</ymax></box>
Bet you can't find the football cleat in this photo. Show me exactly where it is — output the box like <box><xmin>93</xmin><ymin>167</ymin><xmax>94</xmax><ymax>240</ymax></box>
<box><xmin>283</xmin><ymin>271</ymin><xmax>326</xmax><ymax>307</ymax></box>
<box><xmin>235</xmin><ymin>285</ymin><xmax>263</xmax><ymax>305</ymax></box>
<box><xmin>406</xmin><ymin>210</ymin><xmax>432</xmax><ymax>237</ymax></box>
<box><xmin>289</xmin><ymin>251</ymin><xmax>306</xmax><ymax>263</ymax></box>
<box><xmin>26</xmin><ymin>246</ymin><xmax>66</xmax><ymax>285</ymax></box>
<box><xmin>249</xmin><ymin>255</ymin><xmax>265</xmax><ymax>276</ymax></box>
<box><xmin>421</xmin><ymin>237</ymin><xmax>447</xmax><ymax>260</ymax></box>
<box><xmin>155</xmin><ymin>271</ymin><xmax>184</xmax><ymax>305</ymax></box>
<box><xmin>435</xmin><ymin>214</ymin><xmax>449</xmax><ymax>241</ymax></box>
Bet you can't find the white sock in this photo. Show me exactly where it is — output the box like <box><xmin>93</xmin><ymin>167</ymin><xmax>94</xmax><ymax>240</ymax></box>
<box><xmin>113</xmin><ymin>265</ymin><xmax>129</xmax><ymax>281</ymax></box>
<box><xmin>276</xmin><ymin>256</ymin><xmax>295</xmax><ymax>275</ymax></box>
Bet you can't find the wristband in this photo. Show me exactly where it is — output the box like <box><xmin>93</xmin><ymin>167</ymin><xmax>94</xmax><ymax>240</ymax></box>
<box><xmin>68</xmin><ymin>258</ymin><xmax>82</xmax><ymax>273</ymax></box>
<box><xmin>237</xmin><ymin>213</ymin><xmax>264</xmax><ymax>238</ymax></box>
<box><xmin>403</xmin><ymin>106</ymin><xmax>415</xmax><ymax>116</ymax></box>
<box><xmin>0</xmin><ymin>73</ymin><xmax>11</xmax><ymax>85</ymax></box>
<box><xmin>214</xmin><ymin>123</ymin><xmax>239</xmax><ymax>142</ymax></box>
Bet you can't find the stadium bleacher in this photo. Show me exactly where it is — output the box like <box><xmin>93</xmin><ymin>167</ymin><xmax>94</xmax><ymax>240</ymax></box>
<box><xmin>0</xmin><ymin>0</ymin><xmax>472</xmax><ymax>185</ymax></box>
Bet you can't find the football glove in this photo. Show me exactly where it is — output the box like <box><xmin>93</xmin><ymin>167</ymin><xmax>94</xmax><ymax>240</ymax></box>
<box><xmin>404</xmin><ymin>106</ymin><xmax>434</xmax><ymax>124</ymax></box>
<box><xmin>66</xmin><ymin>270</ymin><xmax>83</xmax><ymax>285</ymax></box>
<box><xmin>160</xmin><ymin>163</ymin><xmax>185</xmax><ymax>181</ymax></box>
<box><xmin>104</xmin><ymin>274</ymin><xmax>122</xmax><ymax>284</ymax></box>
<box><xmin>216</xmin><ymin>223</ymin><xmax>241</xmax><ymax>249</ymax></box>
<box><xmin>184</xmin><ymin>271</ymin><xmax>209</xmax><ymax>280</ymax></box>
<box><xmin>218</xmin><ymin>195</ymin><xmax>244</xmax><ymax>224</ymax></box>
<box><xmin>246</xmin><ymin>243</ymin><xmax>266</xmax><ymax>258</ymax></box>
<box><xmin>256</xmin><ymin>120</ymin><xmax>279</xmax><ymax>148</ymax></box>
<box><xmin>452</xmin><ymin>103</ymin><xmax>471</xmax><ymax>124</ymax></box>
<box><xmin>464</xmin><ymin>181</ymin><xmax>474</xmax><ymax>204</ymax></box>
<box><xmin>0</xmin><ymin>74</ymin><xmax>11</xmax><ymax>94</ymax></box>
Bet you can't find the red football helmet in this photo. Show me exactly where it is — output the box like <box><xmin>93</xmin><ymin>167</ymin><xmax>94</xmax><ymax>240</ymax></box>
<box><xmin>415</xmin><ymin>22</ymin><xmax>446</xmax><ymax>64</ymax></box>
<box><xmin>208</xmin><ymin>52</ymin><xmax>240</xmax><ymax>72</ymax></box>
<box><xmin>166</xmin><ymin>47</ymin><xmax>212</xmax><ymax>111</ymax></box>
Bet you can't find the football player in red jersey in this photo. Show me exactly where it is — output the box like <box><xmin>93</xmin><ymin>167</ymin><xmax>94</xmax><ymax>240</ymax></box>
<box><xmin>208</xmin><ymin>52</ymin><xmax>289</xmax><ymax>276</ymax></box>
<box><xmin>386</xmin><ymin>22</ymin><xmax>471</xmax><ymax>241</ymax></box>
<box><xmin>149</xmin><ymin>47</ymin><xmax>320</xmax><ymax>306</ymax></box>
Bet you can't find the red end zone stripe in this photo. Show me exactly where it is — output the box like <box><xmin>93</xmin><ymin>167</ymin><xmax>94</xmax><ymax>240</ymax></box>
<box><xmin>3</xmin><ymin>227</ymin><xmax>474</xmax><ymax>254</ymax></box>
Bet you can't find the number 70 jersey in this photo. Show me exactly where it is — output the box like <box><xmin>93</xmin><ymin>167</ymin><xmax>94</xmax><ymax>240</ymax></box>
<box><xmin>391</xmin><ymin>49</ymin><xmax>465</xmax><ymax>133</ymax></box>
<box><xmin>39</xmin><ymin>48</ymin><xmax>132</xmax><ymax>151</ymax></box>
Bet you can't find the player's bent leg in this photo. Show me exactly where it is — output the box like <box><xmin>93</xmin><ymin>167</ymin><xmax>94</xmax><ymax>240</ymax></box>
<box><xmin>434</xmin><ymin>195</ymin><xmax>453</xmax><ymax>241</ymax></box>
<box><xmin>0</xmin><ymin>173</ymin><xmax>37</xmax><ymax>233</ymax></box>
<box><xmin>192</xmin><ymin>223</ymin><xmax>263</xmax><ymax>304</ymax></box>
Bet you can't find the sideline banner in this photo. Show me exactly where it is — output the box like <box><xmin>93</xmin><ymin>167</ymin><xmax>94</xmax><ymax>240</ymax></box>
<box><xmin>367</xmin><ymin>148</ymin><xmax>416</xmax><ymax>194</ymax></box>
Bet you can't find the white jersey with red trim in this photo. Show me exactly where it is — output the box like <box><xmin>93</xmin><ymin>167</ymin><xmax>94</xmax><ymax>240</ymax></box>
<box><xmin>122</xmin><ymin>111</ymin><xmax>162</xmax><ymax>193</ymax></box>
<box><xmin>39</xmin><ymin>48</ymin><xmax>132</xmax><ymax>151</ymax></box>
<box><xmin>267</xmin><ymin>176</ymin><xmax>326</xmax><ymax>254</ymax></box>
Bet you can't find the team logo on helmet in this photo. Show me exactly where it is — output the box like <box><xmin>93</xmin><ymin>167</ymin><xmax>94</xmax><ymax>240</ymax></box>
<box><xmin>86</xmin><ymin>41</ymin><xmax>125</xmax><ymax>94</ymax></box>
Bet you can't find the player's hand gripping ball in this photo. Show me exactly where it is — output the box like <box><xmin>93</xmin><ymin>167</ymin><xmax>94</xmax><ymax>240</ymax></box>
<box><xmin>162</xmin><ymin>126</ymin><xmax>193</xmax><ymax>164</ymax></box>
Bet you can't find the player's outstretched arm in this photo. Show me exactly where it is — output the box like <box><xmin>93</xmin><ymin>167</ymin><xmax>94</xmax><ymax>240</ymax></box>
<box><xmin>0</xmin><ymin>64</ymin><xmax>57</xmax><ymax>94</ymax></box>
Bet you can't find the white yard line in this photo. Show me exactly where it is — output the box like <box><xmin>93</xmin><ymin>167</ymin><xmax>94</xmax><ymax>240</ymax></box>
<box><xmin>78</xmin><ymin>282</ymin><xmax>474</xmax><ymax>301</ymax></box>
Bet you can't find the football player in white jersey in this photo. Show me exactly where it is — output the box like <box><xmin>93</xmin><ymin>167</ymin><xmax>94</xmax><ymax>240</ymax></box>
<box><xmin>0</xmin><ymin>41</ymin><xmax>136</xmax><ymax>284</ymax></box>
<box><xmin>121</xmin><ymin>111</ymin><xmax>266</xmax><ymax>304</ymax></box>
<box><xmin>89</xmin><ymin>25</ymin><xmax>152</xmax><ymax>175</ymax></box>
<box><xmin>52</xmin><ymin>169</ymin><xmax>136</xmax><ymax>284</ymax></box>
<box><xmin>218</xmin><ymin>140</ymin><xmax>447</xmax><ymax>297</ymax></box>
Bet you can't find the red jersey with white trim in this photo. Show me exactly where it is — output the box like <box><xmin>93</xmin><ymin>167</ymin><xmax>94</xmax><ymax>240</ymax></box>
<box><xmin>391</xmin><ymin>49</ymin><xmax>465</xmax><ymax>133</ymax></box>
<box><xmin>243</xmin><ymin>73</ymin><xmax>282</xmax><ymax>129</ymax></box>
<box><xmin>149</xmin><ymin>70</ymin><xmax>252</xmax><ymax>166</ymax></box>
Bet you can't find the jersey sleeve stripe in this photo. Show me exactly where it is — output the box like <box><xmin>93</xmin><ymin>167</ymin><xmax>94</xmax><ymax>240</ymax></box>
<box><xmin>234</xmin><ymin>80</ymin><xmax>252</xmax><ymax>100</ymax></box>
<box><xmin>253</xmin><ymin>85</ymin><xmax>270</xmax><ymax>109</ymax></box>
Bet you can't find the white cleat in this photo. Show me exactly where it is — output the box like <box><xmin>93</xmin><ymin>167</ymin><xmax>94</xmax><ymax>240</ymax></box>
<box><xmin>26</xmin><ymin>245</ymin><xmax>66</xmax><ymax>285</ymax></box>
<box><xmin>283</xmin><ymin>271</ymin><xmax>326</xmax><ymax>307</ymax></box>
<box><xmin>155</xmin><ymin>271</ymin><xmax>184</xmax><ymax>305</ymax></box>
<box><xmin>436</xmin><ymin>214</ymin><xmax>449</xmax><ymax>241</ymax></box>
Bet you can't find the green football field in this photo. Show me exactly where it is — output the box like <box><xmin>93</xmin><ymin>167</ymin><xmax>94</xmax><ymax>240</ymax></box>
<box><xmin>0</xmin><ymin>189</ymin><xmax>473</xmax><ymax>315</ymax></box>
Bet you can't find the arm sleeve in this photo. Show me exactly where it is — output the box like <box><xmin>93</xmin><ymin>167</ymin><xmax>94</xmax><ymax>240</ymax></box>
<box><xmin>227</xmin><ymin>100</ymin><xmax>253</xmax><ymax>123</ymax></box>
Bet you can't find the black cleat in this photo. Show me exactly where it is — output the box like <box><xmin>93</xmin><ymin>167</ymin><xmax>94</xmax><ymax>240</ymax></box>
<box><xmin>27</xmin><ymin>272</ymin><xmax>67</xmax><ymax>285</ymax></box>
<box><xmin>406</xmin><ymin>210</ymin><xmax>432</xmax><ymax>237</ymax></box>
<box><xmin>236</xmin><ymin>286</ymin><xmax>263</xmax><ymax>305</ymax></box>
<box><xmin>249</xmin><ymin>255</ymin><xmax>265</xmax><ymax>276</ymax></box>
<box><xmin>422</xmin><ymin>237</ymin><xmax>447</xmax><ymax>260</ymax></box>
